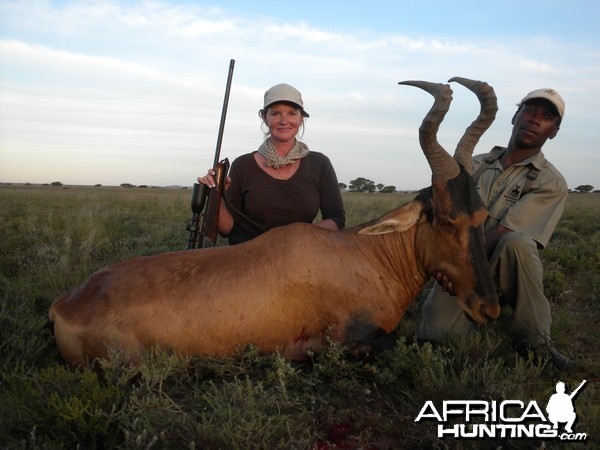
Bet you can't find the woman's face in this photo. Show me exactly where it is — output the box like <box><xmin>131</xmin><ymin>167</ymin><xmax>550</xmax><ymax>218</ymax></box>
<box><xmin>264</xmin><ymin>103</ymin><xmax>303</xmax><ymax>144</ymax></box>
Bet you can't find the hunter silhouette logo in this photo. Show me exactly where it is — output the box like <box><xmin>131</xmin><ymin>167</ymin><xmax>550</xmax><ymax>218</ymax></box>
<box><xmin>414</xmin><ymin>379</ymin><xmax>589</xmax><ymax>441</ymax></box>
<box><xmin>546</xmin><ymin>380</ymin><xmax>587</xmax><ymax>433</ymax></box>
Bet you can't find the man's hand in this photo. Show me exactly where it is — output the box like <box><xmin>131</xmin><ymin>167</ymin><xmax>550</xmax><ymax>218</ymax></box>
<box><xmin>485</xmin><ymin>225</ymin><xmax>512</xmax><ymax>257</ymax></box>
<box><xmin>434</xmin><ymin>272</ymin><xmax>455</xmax><ymax>295</ymax></box>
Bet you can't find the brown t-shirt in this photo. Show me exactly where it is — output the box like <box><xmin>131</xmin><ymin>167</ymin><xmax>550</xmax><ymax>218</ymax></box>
<box><xmin>224</xmin><ymin>151</ymin><xmax>345</xmax><ymax>245</ymax></box>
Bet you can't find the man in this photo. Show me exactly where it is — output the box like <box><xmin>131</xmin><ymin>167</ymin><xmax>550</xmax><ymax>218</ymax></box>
<box><xmin>418</xmin><ymin>88</ymin><xmax>573</xmax><ymax>372</ymax></box>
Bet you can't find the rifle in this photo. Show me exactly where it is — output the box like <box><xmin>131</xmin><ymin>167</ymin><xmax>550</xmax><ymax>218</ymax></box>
<box><xmin>186</xmin><ymin>59</ymin><xmax>235</xmax><ymax>249</ymax></box>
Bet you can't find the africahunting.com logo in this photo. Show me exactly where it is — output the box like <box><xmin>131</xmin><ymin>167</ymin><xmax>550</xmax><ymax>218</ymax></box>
<box><xmin>415</xmin><ymin>379</ymin><xmax>588</xmax><ymax>442</ymax></box>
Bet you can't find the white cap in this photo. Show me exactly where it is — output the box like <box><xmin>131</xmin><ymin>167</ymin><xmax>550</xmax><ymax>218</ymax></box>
<box><xmin>263</xmin><ymin>83</ymin><xmax>309</xmax><ymax>117</ymax></box>
<box><xmin>520</xmin><ymin>88</ymin><xmax>565</xmax><ymax>118</ymax></box>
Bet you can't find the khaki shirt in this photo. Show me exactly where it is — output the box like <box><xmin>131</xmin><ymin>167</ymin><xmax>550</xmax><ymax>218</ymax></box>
<box><xmin>473</xmin><ymin>147</ymin><xmax>568</xmax><ymax>248</ymax></box>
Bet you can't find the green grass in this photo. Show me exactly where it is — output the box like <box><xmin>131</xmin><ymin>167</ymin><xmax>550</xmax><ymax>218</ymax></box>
<box><xmin>0</xmin><ymin>184</ymin><xmax>598</xmax><ymax>449</ymax></box>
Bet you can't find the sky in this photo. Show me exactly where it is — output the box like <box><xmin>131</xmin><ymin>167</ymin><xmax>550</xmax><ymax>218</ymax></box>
<box><xmin>1</xmin><ymin>0</ymin><xmax>599</xmax><ymax>190</ymax></box>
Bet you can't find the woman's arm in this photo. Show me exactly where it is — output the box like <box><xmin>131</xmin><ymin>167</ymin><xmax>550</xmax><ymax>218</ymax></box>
<box><xmin>314</xmin><ymin>218</ymin><xmax>339</xmax><ymax>230</ymax></box>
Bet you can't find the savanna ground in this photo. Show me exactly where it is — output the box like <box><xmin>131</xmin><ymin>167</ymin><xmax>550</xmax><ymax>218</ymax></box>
<box><xmin>0</xmin><ymin>184</ymin><xmax>598</xmax><ymax>449</ymax></box>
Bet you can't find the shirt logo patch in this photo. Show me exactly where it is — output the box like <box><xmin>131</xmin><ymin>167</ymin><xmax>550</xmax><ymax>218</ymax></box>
<box><xmin>506</xmin><ymin>184</ymin><xmax>522</xmax><ymax>201</ymax></box>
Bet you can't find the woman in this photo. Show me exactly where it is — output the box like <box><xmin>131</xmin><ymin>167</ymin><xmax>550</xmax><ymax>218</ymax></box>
<box><xmin>198</xmin><ymin>83</ymin><xmax>345</xmax><ymax>245</ymax></box>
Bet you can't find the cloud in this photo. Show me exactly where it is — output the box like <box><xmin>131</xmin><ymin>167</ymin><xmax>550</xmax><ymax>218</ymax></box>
<box><xmin>0</xmin><ymin>38</ymin><xmax>211</xmax><ymax>93</ymax></box>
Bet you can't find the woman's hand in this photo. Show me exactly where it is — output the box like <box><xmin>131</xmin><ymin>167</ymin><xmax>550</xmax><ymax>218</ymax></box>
<box><xmin>198</xmin><ymin>169</ymin><xmax>217</xmax><ymax>188</ymax></box>
<box><xmin>198</xmin><ymin>169</ymin><xmax>231</xmax><ymax>190</ymax></box>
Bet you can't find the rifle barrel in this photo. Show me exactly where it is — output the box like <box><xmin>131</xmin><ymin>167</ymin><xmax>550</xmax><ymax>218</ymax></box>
<box><xmin>213</xmin><ymin>59</ymin><xmax>235</xmax><ymax>167</ymax></box>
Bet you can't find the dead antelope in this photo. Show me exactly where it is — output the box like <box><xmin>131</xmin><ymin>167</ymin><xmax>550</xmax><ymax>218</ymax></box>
<box><xmin>49</xmin><ymin>77</ymin><xmax>500</xmax><ymax>367</ymax></box>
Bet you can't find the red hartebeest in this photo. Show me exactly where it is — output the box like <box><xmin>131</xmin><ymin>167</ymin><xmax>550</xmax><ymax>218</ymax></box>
<box><xmin>49</xmin><ymin>77</ymin><xmax>501</xmax><ymax>368</ymax></box>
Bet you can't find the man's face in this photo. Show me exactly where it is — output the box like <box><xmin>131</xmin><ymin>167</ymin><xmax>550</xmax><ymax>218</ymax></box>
<box><xmin>511</xmin><ymin>99</ymin><xmax>560</xmax><ymax>149</ymax></box>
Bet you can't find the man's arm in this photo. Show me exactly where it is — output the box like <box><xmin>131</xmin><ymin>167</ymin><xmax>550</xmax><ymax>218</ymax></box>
<box><xmin>484</xmin><ymin>224</ymin><xmax>513</xmax><ymax>258</ymax></box>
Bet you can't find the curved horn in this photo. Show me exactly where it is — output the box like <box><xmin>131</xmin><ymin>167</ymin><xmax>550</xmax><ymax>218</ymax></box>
<box><xmin>448</xmin><ymin>77</ymin><xmax>498</xmax><ymax>174</ymax></box>
<box><xmin>399</xmin><ymin>80</ymin><xmax>460</xmax><ymax>181</ymax></box>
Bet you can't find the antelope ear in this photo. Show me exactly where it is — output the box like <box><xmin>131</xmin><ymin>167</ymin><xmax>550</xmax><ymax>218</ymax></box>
<box><xmin>359</xmin><ymin>202</ymin><xmax>424</xmax><ymax>235</ymax></box>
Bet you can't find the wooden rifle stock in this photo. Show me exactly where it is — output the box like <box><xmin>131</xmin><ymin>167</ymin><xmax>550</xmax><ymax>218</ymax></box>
<box><xmin>185</xmin><ymin>59</ymin><xmax>235</xmax><ymax>249</ymax></box>
<box><xmin>199</xmin><ymin>158</ymin><xmax>229</xmax><ymax>248</ymax></box>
